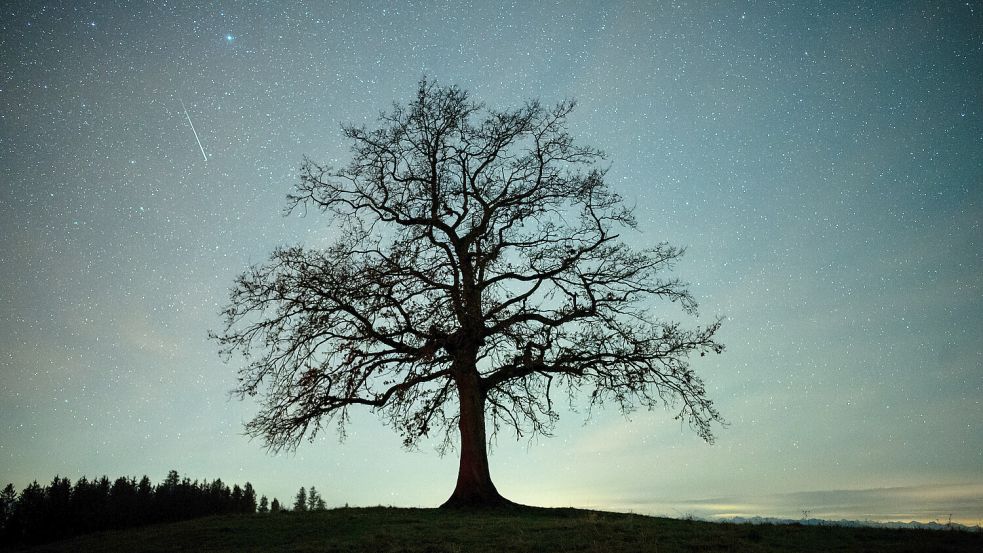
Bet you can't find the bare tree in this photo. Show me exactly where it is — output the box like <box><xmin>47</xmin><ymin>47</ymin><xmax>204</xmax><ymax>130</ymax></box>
<box><xmin>215</xmin><ymin>80</ymin><xmax>724</xmax><ymax>508</ymax></box>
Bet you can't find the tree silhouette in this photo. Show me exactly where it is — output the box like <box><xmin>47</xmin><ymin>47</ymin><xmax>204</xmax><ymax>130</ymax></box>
<box><xmin>108</xmin><ymin>477</ymin><xmax>135</xmax><ymax>529</ymax></box>
<box><xmin>0</xmin><ymin>471</ymin><xmax>260</xmax><ymax>546</ymax></box>
<box><xmin>270</xmin><ymin>497</ymin><xmax>282</xmax><ymax>513</ymax></box>
<box><xmin>216</xmin><ymin>79</ymin><xmax>724</xmax><ymax>507</ymax></box>
<box><xmin>231</xmin><ymin>484</ymin><xmax>243</xmax><ymax>514</ymax></box>
<box><xmin>8</xmin><ymin>481</ymin><xmax>43</xmax><ymax>542</ymax></box>
<box><xmin>307</xmin><ymin>486</ymin><xmax>326</xmax><ymax>511</ymax></box>
<box><xmin>43</xmin><ymin>476</ymin><xmax>71</xmax><ymax>539</ymax></box>
<box><xmin>293</xmin><ymin>487</ymin><xmax>307</xmax><ymax>512</ymax></box>
<box><xmin>136</xmin><ymin>475</ymin><xmax>153</xmax><ymax>524</ymax></box>
<box><xmin>258</xmin><ymin>495</ymin><xmax>269</xmax><ymax>513</ymax></box>
<box><xmin>0</xmin><ymin>483</ymin><xmax>15</xmax><ymax>531</ymax></box>
<box><xmin>242</xmin><ymin>482</ymin><xmax>258</xmax><ymax>513</ymax></box>
<box><xmin>70</xmin><ymin>476</ymin><xmax>110</xmax><ymax>534</ymax></box>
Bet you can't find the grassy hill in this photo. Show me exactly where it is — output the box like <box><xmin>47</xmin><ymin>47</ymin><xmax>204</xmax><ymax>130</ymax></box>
<box><xmin>9</xmin><ymin>506</ymin><xmax>981</xmax><ymax>553</ymax></box>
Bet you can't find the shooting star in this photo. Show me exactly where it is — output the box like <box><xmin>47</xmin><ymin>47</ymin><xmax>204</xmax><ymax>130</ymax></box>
<box><xmin>179</xmin><ymin>97</ymin><xmax>208</xmax><ymax>162</ymax></box>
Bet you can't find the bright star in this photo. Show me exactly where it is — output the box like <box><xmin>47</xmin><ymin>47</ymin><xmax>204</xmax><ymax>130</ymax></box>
<box><xmin>225</xmin><ymin>34</ymin><xmax>235</xmax><ymax>42</ymax></box>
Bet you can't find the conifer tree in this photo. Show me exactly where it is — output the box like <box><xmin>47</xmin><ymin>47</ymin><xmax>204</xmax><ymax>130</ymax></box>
<box><xmin>293</xmin><ymin>487</ymin><xmax>307</xmax><ymax>512</ymax></box>
<box><xmin>0</xmin><ymin>483</ymin><xmax>15</xmax><ymax>529</ymax></box>
<box><xmin>231</xmin><ymin>485</ymin><xmax>243</xmax><ymax>513</ymax></box>
<box><xmin>306</xmin><ymin>486</ymin><xmax>320</xmax><ymax>511</ymax></box>
<box><xmin>242</xmin><ymin>483</ymin><xmax>258</xmax><ymax>513</ymax></box>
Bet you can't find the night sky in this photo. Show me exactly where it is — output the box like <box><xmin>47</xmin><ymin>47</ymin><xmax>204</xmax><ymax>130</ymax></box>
<box><xmin>1</xmin><ymin>1</ymin><xmax>981</xmax><ymax>524</ymax></box>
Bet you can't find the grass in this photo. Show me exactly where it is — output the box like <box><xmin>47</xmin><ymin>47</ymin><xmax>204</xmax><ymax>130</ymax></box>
<box><xmin>8</xmin><ymin>506</ymin><xmax>981</xmax><ymax>553</ymax></box>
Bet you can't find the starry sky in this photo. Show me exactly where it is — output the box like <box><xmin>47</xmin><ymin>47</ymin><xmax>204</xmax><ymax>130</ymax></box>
<box><xmin>1</xmin><ymin>1</ymin><xmax>981</xmax><ymax>524</ymax></box>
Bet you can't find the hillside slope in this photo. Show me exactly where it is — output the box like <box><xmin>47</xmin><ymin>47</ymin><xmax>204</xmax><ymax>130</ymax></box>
<box><xmin>8</xmin><ymin>506</ymin><xmax>981</xmax><ymax>553</ymax></box>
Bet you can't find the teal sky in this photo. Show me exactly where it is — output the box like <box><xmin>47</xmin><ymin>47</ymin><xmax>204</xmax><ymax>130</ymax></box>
<box><xmin>1</xmin><ymin>1</ymin><xmax>980</xmax><ymax>524</ymax></box>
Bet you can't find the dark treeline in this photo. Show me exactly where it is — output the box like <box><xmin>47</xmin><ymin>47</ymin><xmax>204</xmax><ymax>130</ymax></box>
<box><xmin>0</xmin><ymin>470</ymin><xmax>257</xmax><ymax>545</ymax></box>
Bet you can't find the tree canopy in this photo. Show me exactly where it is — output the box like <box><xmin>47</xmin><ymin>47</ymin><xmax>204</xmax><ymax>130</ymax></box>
<box><xmin>216</xmin><ymin>79</ymin><xmax>724</xmax><ymax>507</ymax></box>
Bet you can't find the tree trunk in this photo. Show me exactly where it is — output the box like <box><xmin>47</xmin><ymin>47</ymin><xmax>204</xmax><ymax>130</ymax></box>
<box><xmin>440</xmin><ymin>371</ymin><xmax>512</xmax><ymax>508</ymax></box>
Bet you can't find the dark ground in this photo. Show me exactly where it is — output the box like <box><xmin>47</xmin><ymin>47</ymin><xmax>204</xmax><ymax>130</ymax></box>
<box><xmin>8</xmin><ymin>506</ymin><xmax>982</xmax><ymax>553</ymax></box>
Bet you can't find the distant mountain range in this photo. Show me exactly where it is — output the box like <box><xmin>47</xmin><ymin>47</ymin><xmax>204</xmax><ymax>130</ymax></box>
<box><xmin>717</xmin><ymin>516</ymin><xmax>980</xmax><ymax>532</ymax></box>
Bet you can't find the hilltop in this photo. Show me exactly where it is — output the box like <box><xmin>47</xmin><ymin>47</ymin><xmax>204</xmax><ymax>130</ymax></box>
<box><xmin>6</xmin><ymin>506</ymin><xmax>981</xmax><ymax>553</ymax></box>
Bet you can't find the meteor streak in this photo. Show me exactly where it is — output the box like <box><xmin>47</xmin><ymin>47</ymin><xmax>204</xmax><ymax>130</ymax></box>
<box><xmin>180</xmin><ymin>98</ymin><xmax>208</xmax><ymax>162</ymax></box>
